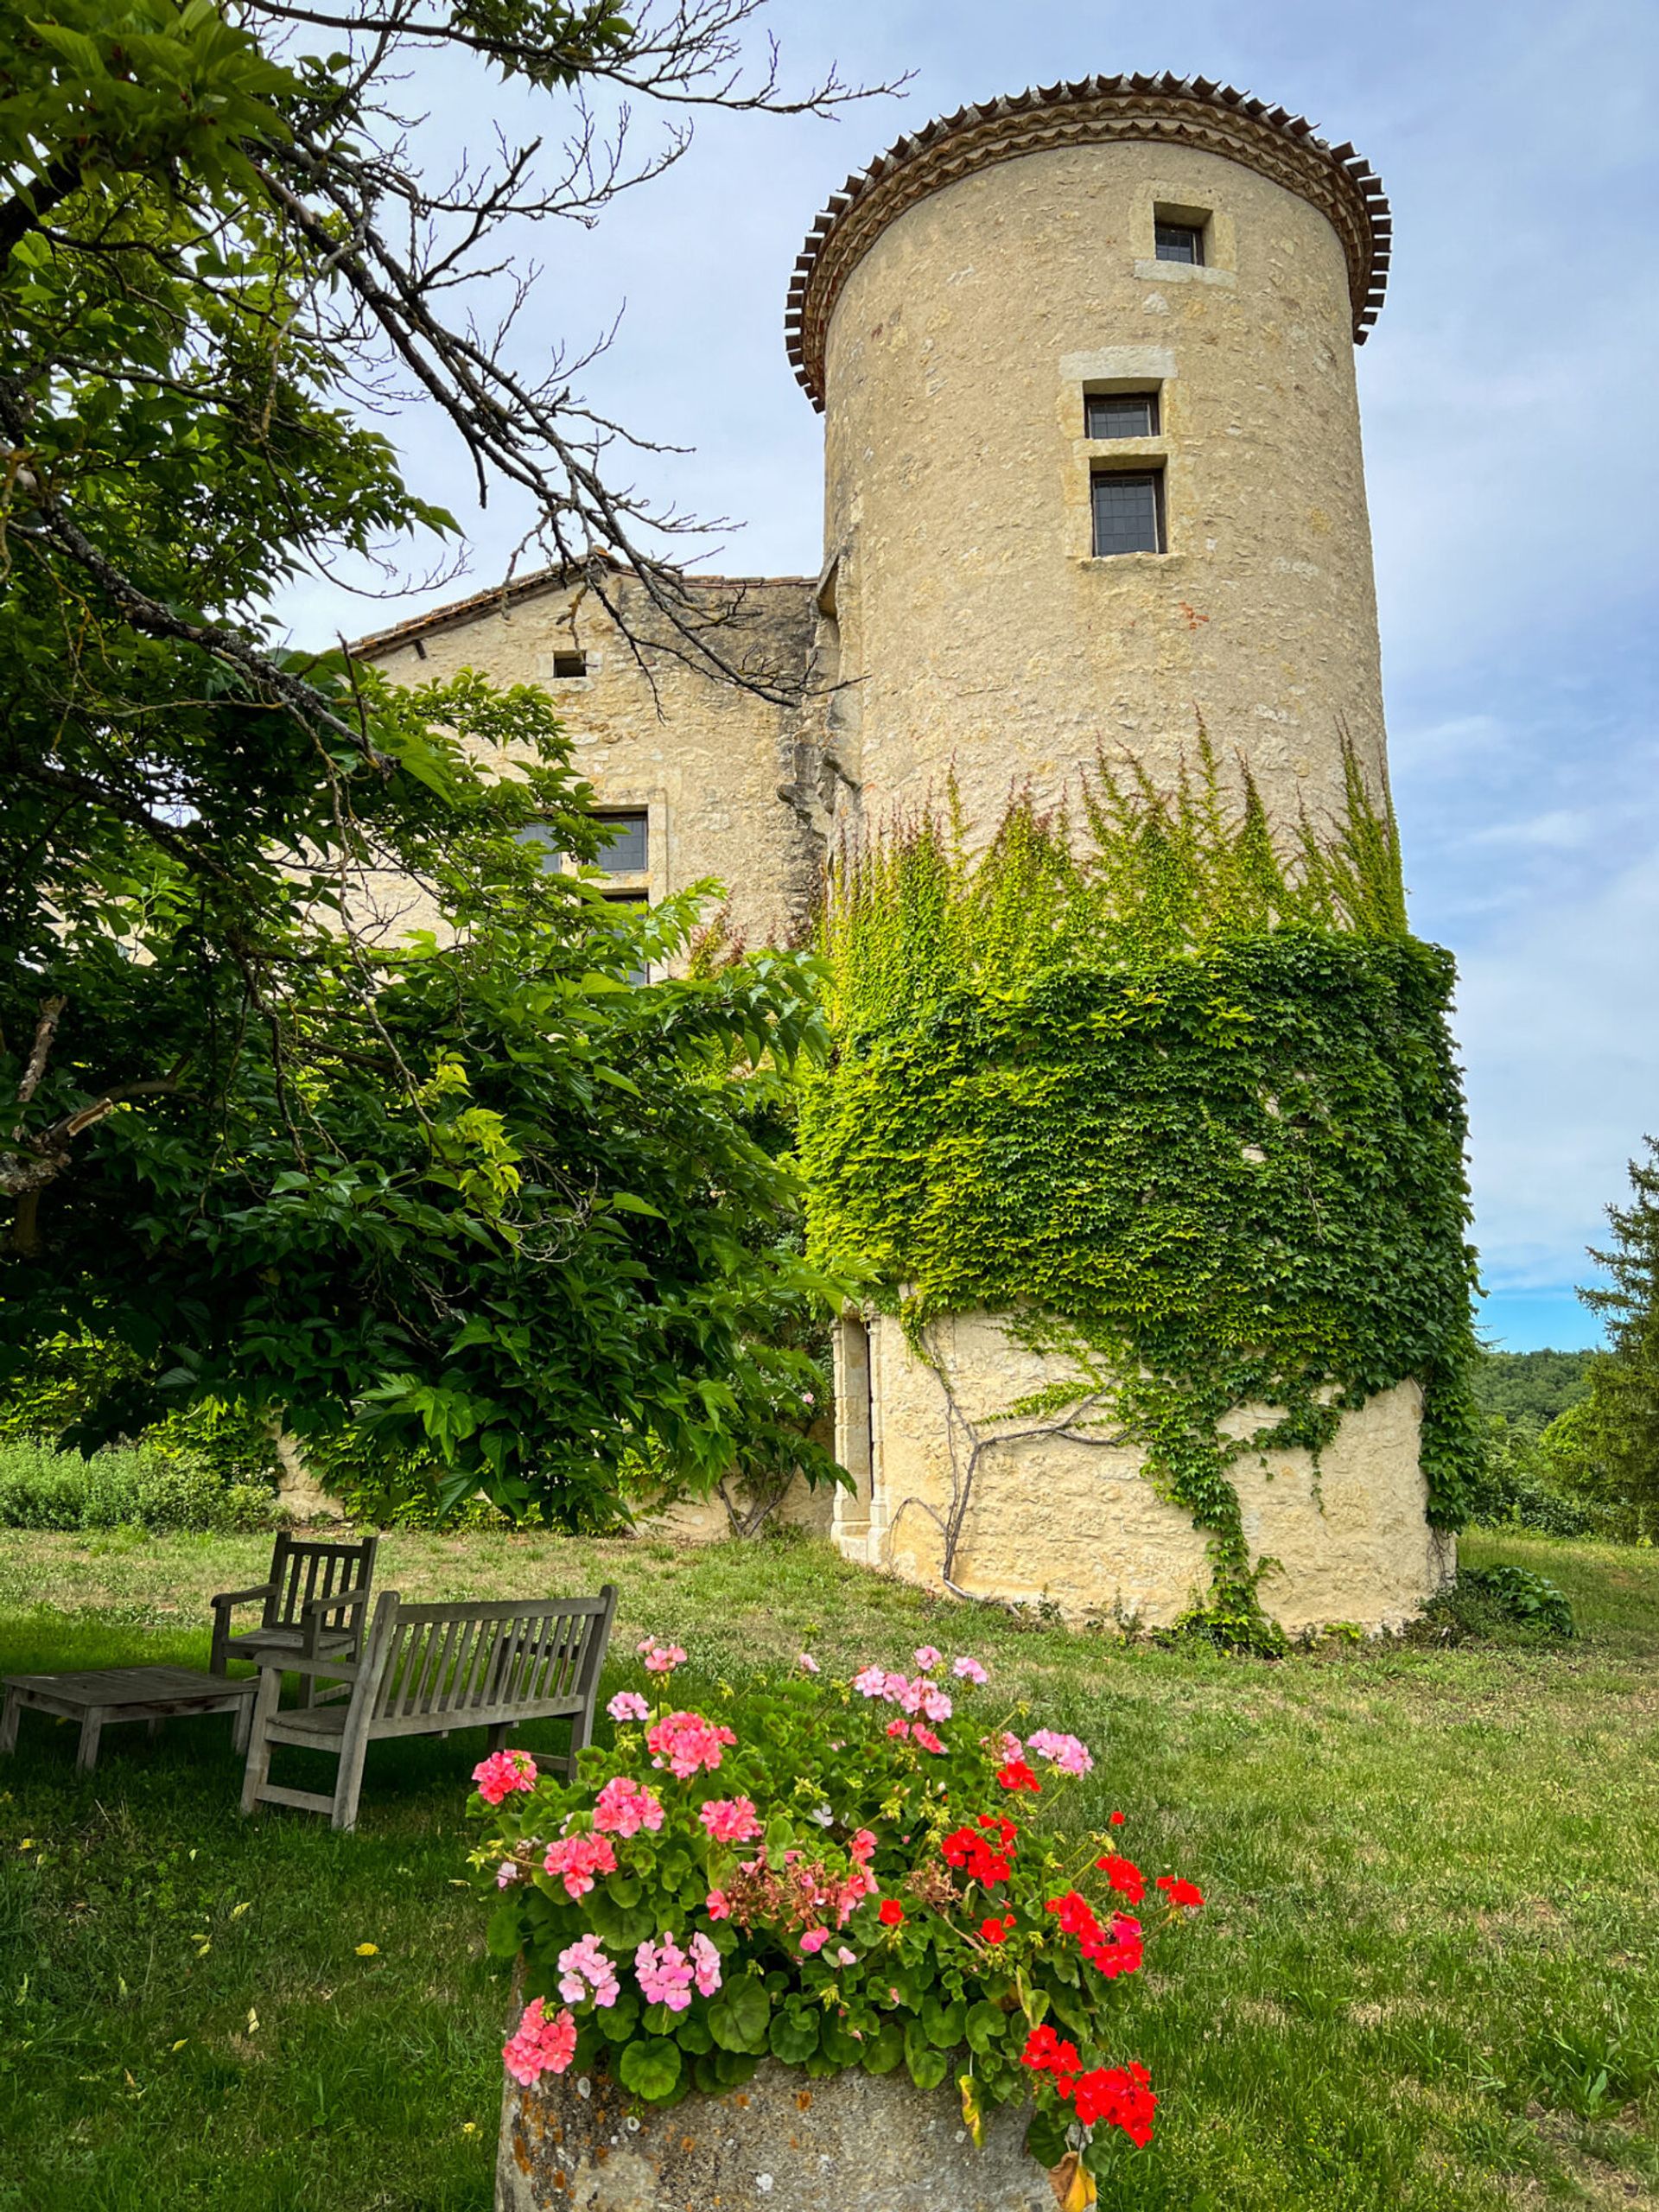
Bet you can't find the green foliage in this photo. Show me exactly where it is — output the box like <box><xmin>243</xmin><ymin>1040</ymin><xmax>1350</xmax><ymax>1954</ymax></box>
<box><xmin>0</xmin><ymin>1436</ymin><xmax>276</xmax><ymax>1533</ymax></box>
<box><xmin>1465</xmin><ymin>1414</ymin><xmax>1602</xmax><ymax>1539</ymax></box>
<box><xmin>1420</xmin><ymin>1562</ymin><xmax>1576</xmax><ymax>1643</ymax></box>
<box><xmin>477</xmin><ymin>1646</ymin><xmax>1183</xmax><ymax>2162</ymax></box>
<box><xmin>0</xmin><ymin>0</ymin><xmax>847</xmax><ymax>1529</ymax></box>
<box><xmin>1471</xmin><ymin>1349</ymin><xmax>1593</xmax><ymax>1427</ymax></box>
<box><xmin>802</xmin><ymin>745</ymin><xmax>1481</xmax><ymax>1621</ymax></box>
<box><xmin>1572</xmin><ymin>1138</ymin><xmax>1659</xmax><ymax>1518</ymax></box>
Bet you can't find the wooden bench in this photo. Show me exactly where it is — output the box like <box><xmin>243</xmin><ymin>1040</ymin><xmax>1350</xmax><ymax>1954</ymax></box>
<box><xmin>239</xmin><ymin>1586</ymin><xmax>618</xmax><ymax>1831</ymax></box>
<box><xmin>209</xmin><ymin>1532</ymin><xmax>379</xmax><ymax>1688</ymax></box>
<box><xmin>2</xmin><ymin>1665</ymin><xmax>257</xmax><ymax>1773</ymax></box>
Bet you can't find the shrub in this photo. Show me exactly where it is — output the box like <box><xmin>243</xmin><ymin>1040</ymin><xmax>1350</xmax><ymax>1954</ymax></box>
<box><xmin>0</xmin><ymin>1439</ymin><xmax>278</xmax><ymax>1534</ymax></box>
<box><xmin>1419</xmin><ymin>1563</ymin><xmax>1576</xmax><ymax>1644</ymax></box>
<box><xmin>471</xmin><ymin>1641</ymin><xmax>1202</xmax><ymax>2189</ymax></box>
<box><xmin>1465</xmin><ymin>1415</ymin><xmax>1600</xmax><ymax>1538</ymax></box>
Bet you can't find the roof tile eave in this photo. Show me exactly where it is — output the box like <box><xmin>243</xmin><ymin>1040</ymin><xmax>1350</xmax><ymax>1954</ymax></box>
<box><xmin>784</xmin><ymin>72</ymin><xmax>1391</xmax><ymax>413</ymax></box>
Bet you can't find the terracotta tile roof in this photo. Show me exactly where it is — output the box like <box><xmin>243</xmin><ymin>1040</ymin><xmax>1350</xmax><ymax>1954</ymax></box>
<box><xmin>349</xmin><ymin>558</ymin><xmax>816</xmax><ymax>657</ymax></box>
<box><xmin>785</xmin><ymin>73</ymin><xmax>1391</xmax><ymax>410</ymax></box>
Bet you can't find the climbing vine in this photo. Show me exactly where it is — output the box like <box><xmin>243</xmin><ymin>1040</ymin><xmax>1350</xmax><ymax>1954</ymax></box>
<box><xmin>799</xmin><ymin>741</ymin><xmax>1481</xmax><ymax>1630</ymax></box>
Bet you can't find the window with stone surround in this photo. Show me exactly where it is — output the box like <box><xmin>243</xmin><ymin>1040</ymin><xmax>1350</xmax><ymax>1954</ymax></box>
<box><xmin>1085</xmin><ymin>391</ymin><xmax>1160</xmax><ymax>440</ymax></box>
<box><xmin>593</xmin><ymin>810</ymin><xmax>648</xmax><ymax>873</ymax></box>
<box><xmin>1091</xmin><ymin>467</ymin><xmax>1166</xmax><ymax>556</ymax></box>
<box><xmin>1154</xmin><ymin>217</ymin><xmax>1205</xmax><ymax>265</ymax></box>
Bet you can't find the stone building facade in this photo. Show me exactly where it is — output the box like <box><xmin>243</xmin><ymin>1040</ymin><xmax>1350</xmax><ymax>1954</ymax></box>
<box><xmin>359</xmin><ymin>76</ymin><xmax>1452</xmax><ymax>1630</ymax></box>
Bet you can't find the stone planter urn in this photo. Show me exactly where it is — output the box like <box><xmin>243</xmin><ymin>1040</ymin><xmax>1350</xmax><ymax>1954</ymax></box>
<box><xmin>498</xmin><ymin>2059</ymin><xmax>1053</xmax><ymax>2211</ymax></box>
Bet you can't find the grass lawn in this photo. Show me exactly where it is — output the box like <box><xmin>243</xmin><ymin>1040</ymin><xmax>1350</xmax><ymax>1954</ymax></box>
<box><xmin>3</xmin><ymin>1524</ymin><xmax>1657</xmax><ymax>2210</ymax></box>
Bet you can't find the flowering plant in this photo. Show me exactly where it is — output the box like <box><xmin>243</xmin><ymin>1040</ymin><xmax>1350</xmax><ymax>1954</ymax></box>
<box><xmin>470</xmin><ymin>1637</ymin><xmax>1202</xmax><ymax>2190</ymax></box>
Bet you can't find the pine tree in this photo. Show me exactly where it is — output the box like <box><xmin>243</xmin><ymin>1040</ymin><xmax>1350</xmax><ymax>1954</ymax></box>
<box><xmin>1577</xmin><ymin>1138</ymin><xmax>1659</xmax><ymax>1516</ymax></box>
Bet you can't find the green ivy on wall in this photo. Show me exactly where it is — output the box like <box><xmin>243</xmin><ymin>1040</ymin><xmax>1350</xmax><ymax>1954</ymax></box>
<box><xmin>799</xmin><ymin>741</ymin><xmax>1481</xmax><ymax>1634</ymax></box>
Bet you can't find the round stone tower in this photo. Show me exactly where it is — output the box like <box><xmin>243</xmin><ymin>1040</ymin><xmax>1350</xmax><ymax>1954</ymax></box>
<box><xmin>791</xmin><ymin>79</ymin><xmax>1457</xmax><ymax>1636</ymax></box>
<box><xmin>790</xmin><ymin>73</ymin><xmax>1391</xmax><ymax>841</ymax></box>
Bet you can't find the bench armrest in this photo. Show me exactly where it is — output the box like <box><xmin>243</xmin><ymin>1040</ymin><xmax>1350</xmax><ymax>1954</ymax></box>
<box><xmin>300</xmin><ymin>1586</ymin><xmax>372</xmax><ymax>1656</ymax></box>
<box><xmin>208</xmin><ymin>1583</ymin><xmax>277</xmax><ymax>1674</ymax></box>
<box><xmin>212</xmin><ymin>1582</ymin><xmax>278</xmax><ymax>1611</ymax></box>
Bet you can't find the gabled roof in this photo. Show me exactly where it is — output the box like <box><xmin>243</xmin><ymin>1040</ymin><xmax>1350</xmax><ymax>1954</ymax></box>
<box><xmin>350</xmin><ymin>556</ymin><xmax>815</xmax><ymax>658</ymax></box>
<box><xmin>785</xmin><ymin>73</ymin><xmax>1391</xmax><ymax>410</ymax></box>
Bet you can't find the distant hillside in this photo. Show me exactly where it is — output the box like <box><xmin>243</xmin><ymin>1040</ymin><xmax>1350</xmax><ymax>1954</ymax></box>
<box><xmin>1472</xmin><ymin>1348</ymin><xmax>1594</xmax><ymax>1427</ymax></box>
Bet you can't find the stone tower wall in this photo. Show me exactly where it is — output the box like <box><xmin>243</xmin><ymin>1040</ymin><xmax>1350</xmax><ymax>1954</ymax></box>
<box><xmin>817</xmin><ymin>136</ymin><xmax>1388</xmax><ymax>844</ymax></box>
<box><xmin>807</xmin><ymin>94</ymin><xmax>1448</xmax><ymax>1632</ymax></box>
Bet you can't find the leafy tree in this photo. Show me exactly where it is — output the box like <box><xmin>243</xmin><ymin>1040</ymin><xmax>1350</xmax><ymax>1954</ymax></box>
<box><xmin>0</xmin><ymin>1</ymin><xmax>878</xmax><ymax>1516</ymax></box>
<box><xmin>1471</xmin><ymin>1349</ymin><xmax>1592</xmax><ymax>1427</ymax></box>
<box><xmin>1571</xmin><ymin>1138</ymin><xmax>1659</xmax><ymax>1520</ymax></box>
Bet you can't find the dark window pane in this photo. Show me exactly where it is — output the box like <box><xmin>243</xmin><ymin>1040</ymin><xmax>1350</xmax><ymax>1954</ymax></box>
<box><xmin>517</xmin><ymin>821</ymin><xmax>564</xmax><ymax>870</ymax></box>
<box><xmin>594</xmin><ymin>810</ymin><xmax>649</xmax><ymax>871</ymax></box>
<box><xmin>1091</xmin><ymin>471</ymin><xmax>1165</xmax><ymax>556</ymax></box>
<box><xmin>604</xmin><ymin>888</ymin><xmax>650</xmax><ymax>984</ymax></box>
<box><xmin>1154</xmin><ymin>221</ymin><xmax>1204</xmax><ymax>265</ymax></box>
<box><xmin>551</xmin><ymin>652</ymin><xmax>587</xmax><ymax>678</ymax></box>
<box><xmin>1085</xmin><ymin>391</ymin><xmax>1160</xmax><ymax>440</ymax></box>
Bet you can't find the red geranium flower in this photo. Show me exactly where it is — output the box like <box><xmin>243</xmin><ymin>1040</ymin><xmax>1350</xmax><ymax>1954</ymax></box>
<box><xmin>976</xmin><ymin>1814</ymin><xmax>1017</xmax><ymax>1847</ymax></box>
<box><xmin>1157</xmin><ymin>1875</ymin><xmax>1204</xmax><ymax>1910</ymax></box>
<box><xmin>1109</xmin><ymin>1810</ymin><xmax>1126</xmax><ymax>1826</ymax></box>
<box><xmin>980</xmin><ymin>1915</ymin><xmax>1014</xmax><ymax>1944</ymax></box>
<box><xmin>995</xmin><ymin>1759</ymin><xmax>1041</xmax><ymax>1794</ymax></box>
<box><xmin>1096</xmin><ymin>1853</ymin><xmax>1146</xmax><ymax>1904</ymax></box>
<box><xmin>877</xmin><ymin>1898</ymin><xmax>906</xmax><ymax>1926</ymax></box>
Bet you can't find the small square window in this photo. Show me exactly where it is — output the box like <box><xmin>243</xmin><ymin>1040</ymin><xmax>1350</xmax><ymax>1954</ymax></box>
<box><xmin>1154</xmin><ymin>220</ymin><xmax>1205</xmax><ymax>266</ymax></box>
<box><xmin>1085</xmin><ymin>391</ymin><xmax>1160</xmax><ymax>441</ymax></box>
<box><xmin>1091</xmin><ymin>468</ymin><xmax>1166</xmax><ymax>557</ymax></box>
<box><xmin>551</xmin><ymin>651</ymin><xmax>588</xmax><ymax>679</ymax></box>
<box><xmin>594</xmin><ymin>810</ymin><xmax>649</xmax><ymax>873</ymax></box>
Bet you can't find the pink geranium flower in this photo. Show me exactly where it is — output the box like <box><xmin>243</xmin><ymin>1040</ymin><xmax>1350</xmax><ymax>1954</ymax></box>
<box><xmin>699</xmin><ymin>1796</ymin><xmax>765</xmax><ymax>1845</ymax></box>
<box><xmin>593</xmin><ymin>1776</ymin><xmax>665</xmax><ymax>1838</ymax></box>
<box><xmin>639</xmin><ymin>1639</ymin><xmax>688</xmax><ymax>1675</ymax></box>
<box><xmin>557</xmin><ymin>1932</ymin><xmax>620</xmax><ymax>2008</ymax></box>
<box><xmin>1027</xmin><ymin>1728</ymin><xmax>1095</xmax><ymax>1777</ymax></box>
<box><xmin>502</xmin><ymin>1997</ymin><xmax>578</xmax><ymax>2086</ymax></box>
<box><xmin>797</xmin><ymin>1652</ymin><xmax>821</xmax><ymax>1674</ymax></box>
<box><xmin>851</xmin><ymin>1665</ymin><xmax>888</xmax><ymax>1700</ymax></box>
<box><xmin>798</xmin><ymin>1927</ymin><xmax>830</xmax><ymax>1955</ymax></box>
<box><xmin>473</xmin><ymin>1749</ymin><xmax>537</xmax><ymax>1805</ymax></box>
<box><xmin>912</xmin><ymin>1646</ymin><xmax>944</xmax><ymax>1672</ymax></box>
<box><xmin>635</xmin><ymin>1936</ymin><xmax>696</xmax><ymax>2012</ymax></box>
<box><xmin>952</xmin><ymin>1656</ymin><xmax>989</xmax><ymax>1685</ymax></box>
<box><xmin>607</xmin><ymin>1690</ymin><xmax>650</xmax><ymax>1723</ymax></box>
<box><xmin>647</xmin><ymin>1711</ymin><xmax>737</xmax><ymax>1780</ymax></box>
<box><xmin>706</xmin><ymin>1889</ymin><xmax>732</xmax><ymax>1920</ymax></box>
<box><xmin>542</xmin><ymin>1833</ymin><xmax>617</xmax><ymax>1899</ymax></box>
<box><xmin>689</xmin><ymin>1931</ymin><xmax>722</xmax><ymax>1997</ymax></box>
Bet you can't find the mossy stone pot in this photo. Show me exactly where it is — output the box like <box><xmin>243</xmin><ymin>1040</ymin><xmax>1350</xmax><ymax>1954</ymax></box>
<box><xmin>497</xmin><ymin>2058</ymin><xmax>1051</xmax><ymax>2211</ymax></box>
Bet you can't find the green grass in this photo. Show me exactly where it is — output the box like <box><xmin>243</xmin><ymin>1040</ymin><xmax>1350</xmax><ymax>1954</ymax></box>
<box><xmin>3</xmin><ymin>1526</ymin><xmax>1657</xmax><ymax>2209</ymax></box>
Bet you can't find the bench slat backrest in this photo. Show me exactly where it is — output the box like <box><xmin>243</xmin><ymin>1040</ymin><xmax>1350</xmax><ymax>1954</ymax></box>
<box><xmin>266</xmin><ymin>1533</ymin><xmax>379</xmax><ymax>1631</ymax></box>
<box><xmin>359</xmin><ymin>1590</ymin><xmax>617</xmax><ymax>1731</ymax></box>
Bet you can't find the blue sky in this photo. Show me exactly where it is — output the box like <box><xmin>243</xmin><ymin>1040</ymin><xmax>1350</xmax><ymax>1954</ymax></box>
<box><xmin>288</xmin><ymin>0</ymin><xmax>1659</xmax><ymax>1352</ymax></box>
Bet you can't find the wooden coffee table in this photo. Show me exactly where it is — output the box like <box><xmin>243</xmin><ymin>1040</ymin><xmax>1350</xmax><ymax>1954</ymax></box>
<box><xmin>1</xmin><ymin>1665</ymin><xmax>257</xmax><ymax>1774</ymax></box>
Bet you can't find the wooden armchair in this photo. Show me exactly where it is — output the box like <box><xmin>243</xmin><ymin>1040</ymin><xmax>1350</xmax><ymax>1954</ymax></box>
<box><xmin>209</xmin><ymin>1532</ymin><xmax>379</xmax><ymax>1688</ymax></box>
